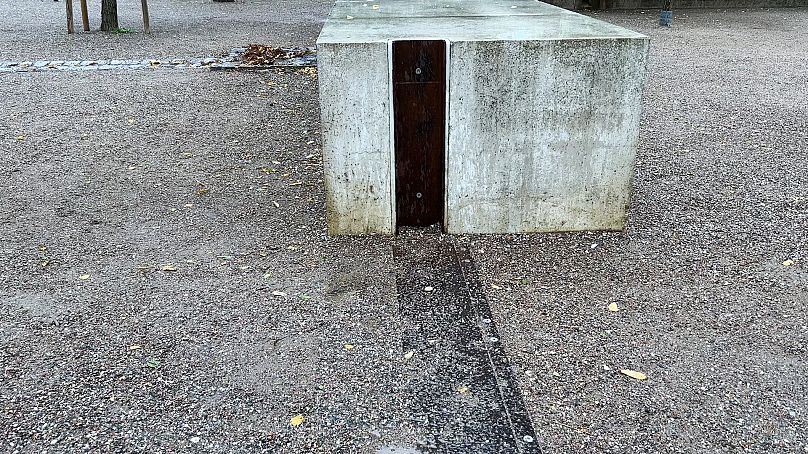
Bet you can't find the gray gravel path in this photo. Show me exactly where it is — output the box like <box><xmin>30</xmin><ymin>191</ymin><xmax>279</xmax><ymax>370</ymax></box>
<box><xmin>0</xmin><ymin>0</ymin><xmax>331</xmax><ymax>61</ymax></box>
<box><xmin>0</xmin><ymin>70</ymin><xmax>417</xmax><ymax>452</ymax></box>
<box><xmin>1</xmin><ymin>5</ymin><xmax>807</xmax><ymax>454</ymax></box>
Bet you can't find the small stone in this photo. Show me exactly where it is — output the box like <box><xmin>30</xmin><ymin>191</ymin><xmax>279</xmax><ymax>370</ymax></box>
<box><xmin>190</xmin><ymin>436</ymin><xmax>200</xmax><ymax>444</ymax></box>
<box><xmin>523</xmin><ymin>435</ymin><xmax>534</xmax><ymax>443</ymax></box>
<box><xmin>424</xmin><ymin>286</ymin><xmax>434</xmax><ymax>292</ymax></box>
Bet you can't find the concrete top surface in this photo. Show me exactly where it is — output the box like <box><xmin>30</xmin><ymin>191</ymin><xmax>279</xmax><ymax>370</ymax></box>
<box><xmin>318</xmin><ymin>0</ymin><xmax>647</xmax><ymax>44</ymax></box>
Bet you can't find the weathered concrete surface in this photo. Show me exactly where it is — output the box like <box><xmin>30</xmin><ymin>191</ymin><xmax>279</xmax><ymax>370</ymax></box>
<box><xmin>318</xmin><ymin>0</ymin><xmax>648</xmax><ymax>234</ymax></box>
<box><xmin>318</xmin><ymin>42</ymin><xmax>394</xmax><ymax>234</ymax></box>
<box><xmin>446</xmin><ymin>38</ymin><xmax>649</xmax><ymax>233</ymax></box>
<box><xmin>543</xmin><ymin>0</ymin><xmax>807</xmax><ymax>9</ymax></box>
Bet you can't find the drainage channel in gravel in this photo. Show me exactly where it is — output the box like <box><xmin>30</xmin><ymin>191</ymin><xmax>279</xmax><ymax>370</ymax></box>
<box><xmin>0</xmin><ymin>46</ymin><xmax>317</xmax><ymax>72</ymax></box>
<box><xmin>395</xmin><ymin>230</ymin><xmax>539</xmax><ymax>453</ymax></box>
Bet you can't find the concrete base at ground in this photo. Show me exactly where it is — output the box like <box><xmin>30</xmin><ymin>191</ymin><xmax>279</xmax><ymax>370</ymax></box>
<box><xmin>318</xmin><ymin>0</ymin><xmax>648</xmax><ymax>235</ymax></box>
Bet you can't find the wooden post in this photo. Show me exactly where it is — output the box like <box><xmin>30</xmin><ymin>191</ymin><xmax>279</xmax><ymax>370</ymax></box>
<box><xmin>65</xmin><ymin>0</ymin><xmax>75</xmax><ymax>34</ymax></box>
<box><xmin>141</xmin><ymin>0</ymin><xmax>150</xmax><ymax>34</ymax></box>
<box><xmin>80</xmin><ymin>0</ymin><xmax>90</xmax><ymax>31</ymax></box>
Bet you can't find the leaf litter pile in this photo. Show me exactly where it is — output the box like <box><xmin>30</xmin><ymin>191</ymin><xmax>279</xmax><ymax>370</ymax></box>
<box><xmin>242</xmin><ymin>44</ymin><xmax>315</xmax><ymax>66</ymax></box>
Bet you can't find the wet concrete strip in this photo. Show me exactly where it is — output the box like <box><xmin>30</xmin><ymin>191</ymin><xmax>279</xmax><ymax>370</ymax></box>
<box><xmin>394</xmin><ymin>232</ymin><xmax>539</xmax><ymax>453</ymax></box>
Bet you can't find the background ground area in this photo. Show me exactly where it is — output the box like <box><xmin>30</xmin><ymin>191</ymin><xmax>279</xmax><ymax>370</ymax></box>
<box><xmin>0</xmin><ymin>0</ymin><xmax>332</xmax><ymax>61</ymax></box>
<box><xmin>1</xmin><ymin>2</ymin><xmax>807</xmax><ymax>453</ymax></box>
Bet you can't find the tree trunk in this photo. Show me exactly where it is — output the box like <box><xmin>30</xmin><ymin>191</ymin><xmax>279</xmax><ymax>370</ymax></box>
<box><xmin>101</xmin><ymin>0</ymin><xmax>119</xmax><ymax>31</ymax></box>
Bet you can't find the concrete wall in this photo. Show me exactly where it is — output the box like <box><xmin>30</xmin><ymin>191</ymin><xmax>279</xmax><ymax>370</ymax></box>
<box><xmin>446</xmin><ymin>38</ymin><xmax>648</xmax><ymax>234</ymax></box>
<box><xmin>318</xmin><ymin>42</ymin><xmax>394</xmax><ymax>235</ymax></box>
<box><xmin>318</xmin><ymin>0</ymin><xmax>650</xmax><ymax>235</ymax></box>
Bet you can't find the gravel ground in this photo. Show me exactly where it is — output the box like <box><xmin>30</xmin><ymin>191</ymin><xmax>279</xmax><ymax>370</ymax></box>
<box><xmin>0</xmin><ymin>70</ymin><xmax>419</xmax><ymax>452</ymax></box>
<box><xmin>0</xmin><ymin>0</ymin><xmax>331</xmax><ymax>61</ymax></box>
<box><xmin>1</xmin><ymin>4</ymin><xmax>807</xmax><ymax>454</ymax></box>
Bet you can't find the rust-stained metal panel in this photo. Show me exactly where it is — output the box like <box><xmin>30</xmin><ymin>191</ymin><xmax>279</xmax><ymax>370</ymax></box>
<box><xmin>393</xmin><ymin>40</ymin><xmax>446</xmax><ymax>228</ymax></box>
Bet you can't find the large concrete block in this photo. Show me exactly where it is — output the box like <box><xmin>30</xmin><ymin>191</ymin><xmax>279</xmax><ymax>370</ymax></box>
<box><xmin>317</xmin><ymin>0</ymin><xmax>648</xmax><ymax>235</ymax></box>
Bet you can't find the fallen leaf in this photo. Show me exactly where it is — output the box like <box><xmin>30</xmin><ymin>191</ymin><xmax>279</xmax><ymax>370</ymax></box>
<box><xmin>372</xmin><ymin>4</ymin><xmax>380</xmax><ymax>9</ymax></box>
<box><xmin>783</xmin><ymin>259</ymin><xmax>795</xmax><ymax>267</ymax></box>
<box><xmin>620</xmin><ymin>369</ymin><xmax>648</xmax><ymax>381</ymax></box>
<box><xmin>491</xmin><ymin>284</ymin><xmax>503</xmax><ymax>290</ymax></box>
<box><xmin>40</xmin><ymin>259</ymin><xmax>50</xmax><ymax>267</ymax></box>
<box><xmin>346</xmin><ymin>15</ymin><xmax>354</xmax><ymax>19</ymax></box>
<box><xmin>15</xmin><ymin>135</ymin><xmax>25</xmax><ymax>141</ymax></box>
<box><xmin>403</xmin><ymin>350</ymin><xmax>414</xmax><ymax>360</ymax></box>
<box><xmin>146</xmin><ymin>358</ymin><xmax>160</xmax><ymax>368</ymax></box>
<box><xmin>608</xmin><ymin>302</ymin><xmax>619</xmax><ymax>312</ymax></box>
<box><xmin>79</xmin><ymin>274</ymin><xmax>90</xmax><ymax>280</ymax></box>
<box><xmin>343</xmin><ymin>344</ymin><xmax>354</xmax><ymax>350</ymax></box>
<box><xmin>160</xmin><ymin>264</ymin><xmax>177</xmax><ymax>272</ymax></box>
<box><xmin>272</xmin><ymin>201</ymin><xmax>280</xmax><ymax>208</ymax></box>
<box><xmin>424</xmin><ymin>286</ymin><xmax>434</xmax><ymax>292</ymax></box>
<box><xmin>289</xmin><ymin>415</ymin><xmax>305</xmax><ymax>427</ymax></box>
<box><xmin>129</xmin><ymin>345</ymin><xmax>142</xmax><ymax>350</ymax></box>
<box><xmin>457</xmin><ymin>385</ymin><xmax>469</xmax><ymax>394</ymax></box>
<box><xmin>127</xmin><ymin>118</ymin><xmax>134</xmax><ymax>124</ymax></box>
<box><xmin>272</xmin><ymin>290</ymin><xmax>287</xmax><ymax>297</ymax></box>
